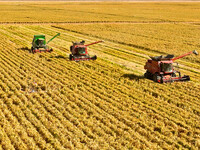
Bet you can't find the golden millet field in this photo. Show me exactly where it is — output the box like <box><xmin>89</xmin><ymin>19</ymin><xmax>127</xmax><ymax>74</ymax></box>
<box><xmin>0</xmin><ymin>2</ymin><xmax>200</xmax><ymax>149</ymax></box>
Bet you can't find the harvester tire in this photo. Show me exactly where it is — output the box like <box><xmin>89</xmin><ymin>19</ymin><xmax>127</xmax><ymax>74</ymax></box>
<box><xmin>144</xmin><ymin>72</ymin><xmax>147</xmax><ymax>78</ymax></box>
<box><xmin>144</xmin><ymin>71</ymin><xmax>151</xmax><ymax>79</ymax></box>
<box><xmin>70</xmin><ymin>46</ymin><xmax>73</xmax><ymax>52</ymax></box>
<box><xmin>30</xmin><ymin>47</ymin><xmax>33</xmax><ymax>53</ymax></box>
<box><xmin>33</xmin><ymin>48</ymin><xmax>37</xmax><ymax>54</ymax></box>
<box><xmin>69</xmin><ymin>54</ymin><xmax>73</xmax><ymax>60</ymax></box>
<box><xmin>153</xmin><ymin>73</ymin><xmax>158</xmax><ymax>82</ymax></box>
<box><xmin>160</xmin><ymin>75</ymin><xmax>164</xmax><ymax>83</ymax></box>
<box><xmin>172</xmin><ymin>73</ymin><xmax>176</xmax><ymax>77</ymax></box>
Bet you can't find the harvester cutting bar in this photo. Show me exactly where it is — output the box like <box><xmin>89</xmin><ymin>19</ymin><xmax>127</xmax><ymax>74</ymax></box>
<box><xmin>71</xmin><ymin>58</ymin><xmax>95</xmax><ymax>61</ymax></box>
<box><xmin>70</xmin><ymin>55</ymin><xmax>97</xmax><ymax>61</ymax></box>
<box><xmin>32</xmin><ymin>49</ymin><xmax>53</xmax><ymax>53</ymax></box>
<box><xmin>157</xmin><ymin>75</ymin><xmax>190</xmax><ymax>83</ymax></box>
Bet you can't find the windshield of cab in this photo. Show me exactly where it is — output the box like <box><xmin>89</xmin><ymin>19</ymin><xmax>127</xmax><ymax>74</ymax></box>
<box><xmin>78</xmin><ymin>47</ymin><xmax>86</xmax><ymax>54</ymax></box>
<box><xmin>161</xmin><ymin>63</ymin><xmax>173</xmax><ymax>72</ymax></box>
<box><xmin>37</xmin><ymin>39</ymin><xmax>44</xmax><ymax>45</ymax></box>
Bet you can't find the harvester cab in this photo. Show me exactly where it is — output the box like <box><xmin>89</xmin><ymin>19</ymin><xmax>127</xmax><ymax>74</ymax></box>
<box><xmin>31</xmin><ymin>33</ymin><xmax>60</xmax><ymax>54</ymax></box>
<box><xmin>144</xmin><ymin>50</ymin><xmax>198</xmax><ymax>83</ymax></box>
<box><xmin>71</xmin><ymin>40</ymin><xmax>86</xmax><ymax>55</ymax></box>
<box><xmin>69</xmin><ymin>40</ymin><xmax>104</xmax><ymax>61</ymax></box>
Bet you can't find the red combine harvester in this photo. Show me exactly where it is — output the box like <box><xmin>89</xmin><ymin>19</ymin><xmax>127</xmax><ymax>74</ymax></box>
<box><xmin>69</xmin><ymin>40</ymin><xmax>104</xmax><ymax>61</ymax></box>
<box><xmin>144</xmin><ymin>50</ymin><xmax>198</xmax><ymax>83</ymax></box>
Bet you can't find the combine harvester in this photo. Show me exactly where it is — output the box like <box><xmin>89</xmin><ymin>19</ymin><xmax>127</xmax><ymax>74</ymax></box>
<box><xmin>31</xmin><ymin>33</ymin><xmax>60</xmax><ymax>53</ymax></box>
<box><xmin>144</xmin><ymin>50</ymin><xmax>198</xmax><ymax>83</ymax></box>
<box><xmin>69</xmin><ymin>40</ymin><xmax>104</xmax><ymax>61</ymax></box>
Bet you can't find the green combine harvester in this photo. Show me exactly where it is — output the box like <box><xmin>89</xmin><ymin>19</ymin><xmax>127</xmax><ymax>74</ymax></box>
<box><xmin>31</xmin><ymin>33</ymin><xmax>60</xmax><ymax>53</ymax></box>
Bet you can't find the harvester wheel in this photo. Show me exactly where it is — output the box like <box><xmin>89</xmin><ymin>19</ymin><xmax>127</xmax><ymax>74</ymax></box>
<box><xmin>33</xmin><ymin>48</ymin><xmax>37</xmax><ymax>54</ymax></box>
<box><xmin>160</xmin><ymin>75</ymin><xmax>164</xmax><ymax>83</ymax></box>
<box><xmin>172</xmin><ymin>73</ymin><xmax>176</xmax><ymax>77</ymax></box>
<box><xmin>144</xmin><ymin>71</ymin><xmax>151</xmax><ymax>79</ymax></box>
<box><xmin>153</xmin><ymin>73</ymin><xmax>159</xmax><ymax>82</ymax></box>
<box><xmin>30</xmin><ymin>47</ymin><xmax>33</xmax><ymax>53</ymax></box>
<box><xmin>144</xmin><ymin>72</ymin><xmax>148</xmax><ymax>78</ymax></box>
<box><xmin>70</xmin><ymin>46</ymin><xmax>73</xmax><ymax>52</ymax></box>
<box><xmin>69</xmin><ymin>54</ymin><xmax>73</xmax><ymax>60</ymax></box>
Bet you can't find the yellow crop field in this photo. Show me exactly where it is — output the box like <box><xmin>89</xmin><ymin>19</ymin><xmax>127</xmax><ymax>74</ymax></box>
<box><xmin>0</xmin><ymin>2</ymin><xmax>200</xmax><ymax>150</ymax></box>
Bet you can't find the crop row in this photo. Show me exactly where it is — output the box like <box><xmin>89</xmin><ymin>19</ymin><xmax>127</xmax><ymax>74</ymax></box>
<box><xmin>1</xmin><ymin>24</ymin><xmax>200</xmax><ymax>129</ymax></box>
<box><xmin>0</xmin><ymin>32</ymin><xmax>152</xmax><ymax>149</ymax></box>
<box><xmin>0</xmin><ymin>25</ymin><xmax>199</xmax><ymax>149</ymax></box>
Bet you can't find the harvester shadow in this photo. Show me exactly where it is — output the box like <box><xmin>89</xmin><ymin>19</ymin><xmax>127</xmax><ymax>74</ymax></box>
<box><xmin>122</xmin><ymin>74</ymin><xmax>144</xmax><ymax>81</ymax></box>
<box><xmin>50</xmin><ymin>55</ymin><xmax>67</xmax><ymax>59</ymax></box>
<box><xmin>55</xmin><ymin>55</ymin><xmax>66</xmax><ymax>59</ymax></box>
<box><xmin>19</xmin><ymin>47</ymin><xmax>30</xmax><ymax>52</ymax></box>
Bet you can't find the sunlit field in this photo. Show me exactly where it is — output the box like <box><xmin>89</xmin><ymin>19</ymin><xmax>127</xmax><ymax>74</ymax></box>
<box><xmin>0</xmin><ymin>2</ymin><xmax>199</xmax><ymax>149</ymax></box>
